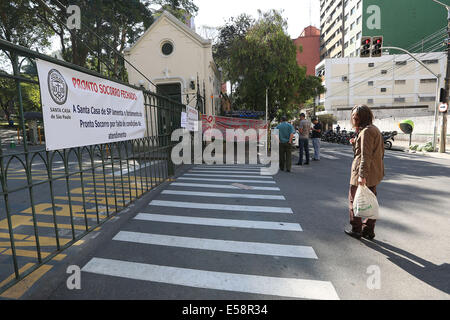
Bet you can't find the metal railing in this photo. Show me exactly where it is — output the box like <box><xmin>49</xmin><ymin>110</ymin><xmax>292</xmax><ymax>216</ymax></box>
<box><xmin>0</xmin><ymin>39</ymin><xmax>184</xmax><ymax>294</ymax></box>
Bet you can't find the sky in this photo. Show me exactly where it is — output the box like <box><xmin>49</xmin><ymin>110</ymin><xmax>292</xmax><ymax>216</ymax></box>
<box><xmin>44</xmin><ymin>0</ymin><xmax>321</xmax><ymax>54</ymax></box>
<box><xmin>193</xmin><ymin>0</ymin><xmax>321</xmax><ymax>39</ymax></box>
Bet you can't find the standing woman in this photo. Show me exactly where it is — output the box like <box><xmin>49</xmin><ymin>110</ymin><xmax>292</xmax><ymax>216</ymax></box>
<box><xmin>345</xmin><ymin>105</ymin><xmax>385</xmax><ymax>240</ymax></box>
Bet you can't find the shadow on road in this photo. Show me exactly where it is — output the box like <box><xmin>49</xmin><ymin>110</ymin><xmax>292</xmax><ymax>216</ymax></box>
<box><xmin>361</xmin><ymin>239</ymin><xmax>450</xmax><ymax>296</ymax></box>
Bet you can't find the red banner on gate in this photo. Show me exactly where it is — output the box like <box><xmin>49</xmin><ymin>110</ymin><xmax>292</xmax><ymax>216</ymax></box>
<box><xmin>202</xmin><ymin>115</ymin><xmax>268</xmax><ymax>141</ymax></box>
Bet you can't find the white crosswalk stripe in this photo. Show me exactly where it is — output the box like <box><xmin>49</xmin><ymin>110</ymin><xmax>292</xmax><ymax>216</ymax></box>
<box><xmin>184</xmin><ymin>173</ymin><xmax>273</xmax><ymax>179</ymax></box>
<box><xmin>193</xmin><ymin>167</ymin><xmax>262</xmax><ymax>171</ymax></box>
<box><xmin>320</xmin><ymin>154</ymin><xmax>339</xmax><ymax>160</ymax></box>
<box><xmin>161</xmin><ymin>190</ymin><xmax>285</xmax><ymax>200</ymax></box>
<box><xmin>80</xmin><ymin>164</ymin><xmax>340</xmax><ymax>300</ymax></box>
<box><xmin>149</xmin><ymin>200</ymin><xmax>293</xmax><ymax>213</ymax></box>
<box><xmin>134</xmin><ymin>213</ymin><xmax>302</xmax><ymax>231</ymax></box>
<box><xmin>82</xmin><ymin>258</ymin><xmax>340</xmax><ymax>300</ymax></box>
<box><xmin>189</xmin><ymin>170</ymin><xmax>265</xmax><ymax>174</ymax></box>
<box><xmin>170</xmin><ymin>182</ymin><xmax>281</xmax><ymax>191</ymax></box>
<box><xmin>113</xmin><ymin>231</ymin><xmax>317</xmax><ymax>259</ymax></box>
<box><xmin>177</xmin><ymin>177</ymin><xmax>277</xmax><ymax>184</ymax></box>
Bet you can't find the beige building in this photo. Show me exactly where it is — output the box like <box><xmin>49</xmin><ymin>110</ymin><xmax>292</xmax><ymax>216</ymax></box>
<box><xmin>316</xmin><ymin>52</ymin><xmax>446</xmax><ymax>135</ymax></box>
<box><xmin>124</xmin><ymin>11</ymin><xmax>221</xmax><ymax>117</ymax></box>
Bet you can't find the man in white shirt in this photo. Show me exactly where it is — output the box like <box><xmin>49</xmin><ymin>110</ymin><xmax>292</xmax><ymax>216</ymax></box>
<box><xmin>297</xmin><ymin>113</ymin><xmax>311</xmax><ymax>165</ymax></box>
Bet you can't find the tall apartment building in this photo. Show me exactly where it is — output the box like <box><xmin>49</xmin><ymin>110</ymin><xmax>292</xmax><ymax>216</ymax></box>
<box><xmin>320</xmin><ymin>0</ymin><xmax>448</xmax><ymax>60</ymax></box>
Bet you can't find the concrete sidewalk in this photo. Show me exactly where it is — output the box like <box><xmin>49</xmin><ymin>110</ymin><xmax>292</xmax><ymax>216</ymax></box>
<box><xmin>391</xmin><ymin>140</ymin><xmax>450</xmax><ymax>160</ymax></box>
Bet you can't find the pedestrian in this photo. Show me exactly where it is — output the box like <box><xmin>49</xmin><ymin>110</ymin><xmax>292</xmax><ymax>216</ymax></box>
<box><xmin>311</xmin><ymin>117</ymin><xmax>322</xmax><ymax>161</ymax></box>
<box><xmin>297</xmin><ymin>113</ymin><xmax>311</xmax><ymax>166</ymax></box>
<box><xmin>336</xmin><ymin>124</ymin><xmax>341</xmax><ymax>133</ymax></box>
<box><xmin>276</xmin><ymin>116</ymin><xmax>295</xmax><ymax>172</ymax></box>
<box><xmin>345</xmin><ymin>105</ymin><xmax>385</xmax><ymax>240</ymax></box>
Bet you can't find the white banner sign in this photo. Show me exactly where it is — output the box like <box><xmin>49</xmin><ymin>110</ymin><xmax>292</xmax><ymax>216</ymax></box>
<box><xmin>186</xmin><ymin>105</ymin><xmax>198</xmax><ymax>132</ymax></box>
<box><xmin>181</xmin><ymin>111</ymin><xmax>187</xmax><ymax>128</ymax></box>
<box><xmin>36</xmin><ymin>59</ymin><xmax>146</xmax><ymax>151</ymax></box>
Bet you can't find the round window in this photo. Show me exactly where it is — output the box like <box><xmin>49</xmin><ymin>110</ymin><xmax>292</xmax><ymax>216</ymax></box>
<box><xmin>161</xmin><ymin>42</ymin><xmax>174</xmax><ymax>56</ymax></box>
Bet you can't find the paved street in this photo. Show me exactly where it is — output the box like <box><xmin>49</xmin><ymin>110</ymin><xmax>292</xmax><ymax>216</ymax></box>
<box><xmin>8</xmin><ymin>142</ymin><xmax>450</xmax><ymax>301</ymax></box>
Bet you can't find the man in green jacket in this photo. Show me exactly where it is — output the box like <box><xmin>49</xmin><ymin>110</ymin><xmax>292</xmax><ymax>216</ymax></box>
<box><xmin>276</xmin><ymin>116</ymin><xmax>295</xmax><ymax>172</ymax></box>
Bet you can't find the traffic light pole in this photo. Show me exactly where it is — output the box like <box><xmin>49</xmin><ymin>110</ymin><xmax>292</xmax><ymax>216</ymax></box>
<box><xmin>441</xmin><ymin>9</ymin><xmax>449</xmax><ymax>153</ymax></box>
<box><xmin>432</xmin><ymin>0</ymin><xmax>449</xmax><ymax>152</ymax></box>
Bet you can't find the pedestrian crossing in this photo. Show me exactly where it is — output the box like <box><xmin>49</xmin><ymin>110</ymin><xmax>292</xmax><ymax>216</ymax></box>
<box><xmin>80</xmin><ymin>165</ymin><xmax>340</xmax><ymax>300</ymax></box>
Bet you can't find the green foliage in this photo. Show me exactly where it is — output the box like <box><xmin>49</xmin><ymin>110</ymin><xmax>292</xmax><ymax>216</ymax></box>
<box><xmin>152</xmin><ymin>0</ymin><xmax>199</xmax><ymax>23</ymax></box>
<box><xmin>410</xmin><ymin>142</ymin><xmax>433</xmax><ymax>152</ymax></box>
<box><xmin>0</xmin><ymin>0</ymin><xmax>52</xmax><ymax>49</ymax></box>
<box><xmin>2</xmin><ymin>0</ymin><xmax>196</xmax><ymax>81</ymax></box>
<box><xmin>214</xmin><ymin>10</ymin><xmax>325</xmax><ymax>120</ymax></box>
<box><xmin>0</xmin><ymin>72</ymin><xmax>41</xmax><ymax>122</ymax></box>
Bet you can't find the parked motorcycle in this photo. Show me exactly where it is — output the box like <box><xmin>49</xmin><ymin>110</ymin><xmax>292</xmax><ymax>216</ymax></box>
<box><xmin>382</xmin><ymin>131</ymin><xmax>397</xmax><ymax>150</ymax></box>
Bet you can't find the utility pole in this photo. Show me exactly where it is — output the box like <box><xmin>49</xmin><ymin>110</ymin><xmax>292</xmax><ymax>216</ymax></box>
<box><xmin>432</xmin><ymin>0</ymin><xmax>449</xmax><ymax>153</ymax></box>
<box><xmin>441</xmin><ymin>8</ymin><xmax>449</xmax><ymax>153</ymax></box>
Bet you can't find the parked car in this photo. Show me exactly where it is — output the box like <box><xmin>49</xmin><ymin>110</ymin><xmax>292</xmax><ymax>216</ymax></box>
<box><xmin>293</xmin><ymin>130</ymin><xmax>300</xmax><ymax>148</ymax></box>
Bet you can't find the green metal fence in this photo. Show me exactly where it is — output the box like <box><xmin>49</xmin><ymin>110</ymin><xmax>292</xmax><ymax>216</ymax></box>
<box><xmin>0</xmin><ymin>39</ymin><xmax>184</xmax><ymax>294</ymax></box>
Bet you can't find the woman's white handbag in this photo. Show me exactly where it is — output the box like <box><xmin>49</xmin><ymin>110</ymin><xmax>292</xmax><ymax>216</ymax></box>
<box><xmin>353</xmin><ymin>185</ymin><xmax>379</xmax><ymax>219</ymax></box>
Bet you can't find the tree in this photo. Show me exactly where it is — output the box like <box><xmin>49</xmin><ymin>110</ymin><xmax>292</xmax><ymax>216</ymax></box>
<box><xmin>0</xmin><ymin>75</ymin><xmax>16</xmax><ymax>123</ymax></box>
<box><xmin>215</xmin><ymin>10</ymin><xmax>311</xmax><ymax>121</ymax></box>
<box><xmin>0</xmin><ymin>0</ymin><xmax>53</xmax><ymax>51</ymax></box>
<box><xmin>213</xmin><ymin>14</ymin><xmax>254</xmax><ymax>81</ymax></box>
<box><xmin>151</xmin><ymin>0</ymin><xmax>199</xmax><ymax>23</ymax></box>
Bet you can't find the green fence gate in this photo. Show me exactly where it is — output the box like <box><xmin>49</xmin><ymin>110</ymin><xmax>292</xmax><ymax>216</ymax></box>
<box><xmin>0</xmin><ymin>38</ymin><xmax>185</xmax><ymax>295</ymax></box>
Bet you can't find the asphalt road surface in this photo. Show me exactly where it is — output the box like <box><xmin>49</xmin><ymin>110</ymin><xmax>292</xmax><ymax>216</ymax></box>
<box><xmin>10</xmin><ymin>142</ymin><xmax>450</xmax><ymax>301</ymax></box>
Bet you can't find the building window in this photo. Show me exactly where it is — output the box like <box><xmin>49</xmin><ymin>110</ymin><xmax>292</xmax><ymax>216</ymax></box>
<box><xmin>420</xmin><ymin>78</ymin><xmax>437</xmax><ymax>83</ymax></box>
<box><xmin>357</xmin><ymin>16</ymin><xmax>361</xmax><ymax>25</ymax></box>
<box><xmin>395</xmin><ymin>80</ymin><xmax>406</xmax><ymax>85</ymax></box>
<box><xmin>368</xmin><ymin>63</ymin><xmax>375</xmax><ymax>67</ymax></box>
<box><xmin>368</xmin><ymin>81</ymin><xmax>374</xmax><ymax>86</ymax></box>
<box><xmin>381</xmin><ymin>88</ymin><xmax>387</xmax><ymax>92</ymax></box>
<box><xmin>356</xmin><ymin>32</ymin><xmax>361</xmax><ymax>40</ymax></box>
<box><xmin>367</xmin><ymin>98</ymin><xmax>374</xmax><ymax>104</ymax></box>
<box><xmin>161</xmin><ymin>41</ymin><xmax>174</xmax><ymax>56</ymax></box>
<box><xmin>381</xmin><ymin>70</ymin><xmax>387</xmax><ymax>74</ymax></box>
<box><xmin>422</xmin><ymin>59</ymin><xmax>439</xmax><ymax>64</ymax></box>
<box><xmin>419</xmin><ymin>96</ymin><xmax>436</xmax><ymax>102</ymax></box>
<box><xmin>396</xmin><ymin>61</ymin><xmax>407</xmax><ymax>66</ymax></box>
<box><xmin>350</xmin><ymin>22</ymin><xmax>355</xmax><ymax>30</ymax></box>
<box><xmin>394</xmin><ymin>97</ymin><xmax>405</xmax><ymax>103</ymax></box>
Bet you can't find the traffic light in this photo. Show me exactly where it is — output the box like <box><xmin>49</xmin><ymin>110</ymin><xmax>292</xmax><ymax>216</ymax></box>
<box><xmin>360</xmin><ymin>37</ymin><xmax>372</xmax><ymax>58</ymax></box>
<box><xmin>371</xmin><ymin>36</ymin><xmax>383</xmax><ymax>57</ymax></box>
<box><xmin>440</xmin><ymin>88</ymin><xmax>447</xmax><ymax>103</ymax></box>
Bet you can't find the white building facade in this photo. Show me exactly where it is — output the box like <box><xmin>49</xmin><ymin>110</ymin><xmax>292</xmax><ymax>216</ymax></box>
<box><xmin>124</xmin><ymin>11</ymin><xmax>221</xmax><ymax>116</ymax></box>
<box><xmin>316</xmin><ymin>52</ymin><xmax>446</xmax><ymax>136</ymax></box>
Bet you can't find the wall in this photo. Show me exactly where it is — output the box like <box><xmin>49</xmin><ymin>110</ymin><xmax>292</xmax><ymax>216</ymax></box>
<box><xmin>124</xmin><ymin>13</ymin><xmax>219</xmax><ymax>116</ymax></box>
<box><xmin>294</xmin><ymin>26</ymin><xmax>321</xmax><ymax>76</ymax></box>
<box><xmin>362</xmin><ymin>0</ymin><xmax>447</xmax><ymax>51</ymax></box>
